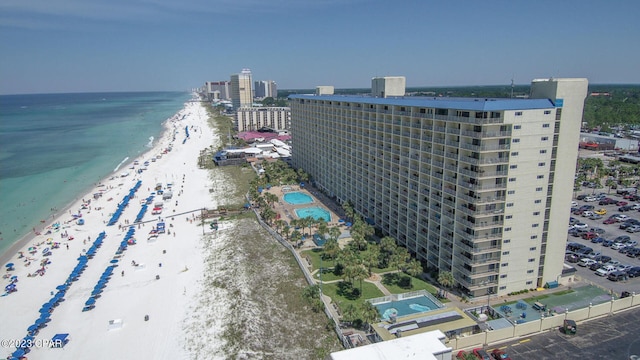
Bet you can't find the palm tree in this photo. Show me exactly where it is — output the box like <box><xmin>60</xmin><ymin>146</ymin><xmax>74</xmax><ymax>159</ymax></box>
<box><xmin>260</xmin><ymin>207</ymin><xmax>276</xmax><ymax>225</ymax></box>
<box><xmin>437</xmin><ymin>271</ymin><xmax>455</xmax><ymax>296</ymax></box>
<box><xmin>362</xmin><ymin>244</ymin><xmax>380</xmax><ymax>276</ymax></box>
<box><xmin>350</xmin><ymin>230</ymin><xmax>368</xmax><ymax>252</ymax></box>
<box><xmin>349</xmin><ymin>263</ymin><xmax>369</xmax><ymax>295</ymax></box>
<box><xmin>290</xmin><ymin>229</ymin><xmax>302</xmax><ymax>247</ymax></box>
<box><xmin>379</xmin><ymin>236</ymin><xmax>397</xmax><ymax>268</ymax></box>
<box><xmin>341</xmin><ymin>303</ymin><xmax>359</xmax><ymax>323</ymax></box>
<box><xmin>389</xmin><ymin>247</ymin><xmax>410</xmax><ymax>272</ymax></box>
<box><xmin>342</xmin><ymin>201</ymin><xmax>355</xmax><ymax>222</ymax></box>
<box><xmin>316</xmin><ymin>221</ymin><xmax>329</xmax><ymax>240</ymax></box>
<box><xmin>323</xmin><ymin>238</ymin><xmax>340</xmax><ymax>260</ymax></box>
<box><xmin>405</xmin><ymin>259</ymin><xmax>423</xmax><ymax>288</ymax></box>
<box><xmin>263</xmin><ymin>192</ymin><xmax>279</xmax><ymax>208</ymax></box>
<box><xmin>281</xmin><ymin>225</ymin><xmax>291</xmax><ymax>241</ymax></box>
<box><xmin>274</xmin><ymin>219</ymin><xmax>286</xmax><ymax>234</ymax></box>
<box><xmin>359</xmin><ymin>301</ymin><xmax>380</xmax><ymax>332</ymax></box>
<box><xmin>328</xmin><ymin>226</ymin><xmax>342</xmax><ymax>242</ymax></box>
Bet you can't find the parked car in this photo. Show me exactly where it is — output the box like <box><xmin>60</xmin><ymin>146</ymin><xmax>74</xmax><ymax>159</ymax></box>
<box><xmin>613</xmin><ymin>235</ymin><xmax>631</xmax><ymax>243</ymax></box>
<box><xmin>582</xmin><ymin>211</ymin><xmax>595</xmax><ymax>218</ymax></box>
<box><xmin>614</xmin><ymin>214</ymin><xmax>630</xmax><ymax>222</ymax></box>
<box><xmin>619</xmin><ymin>205</ymin><xmax>634</xmax><ymax>212</ymax></box>
<box><xmin>608</xmin><ymin>271</ymin><xmax>627</xmax><ymax>282</ymax></box>
<box><xmin>578</xmin><ymin>258</ymin><xmax>596</xmax><ymax>267</ymax></box>
<box><xmin>591</xmin><ymin>237</ymin><xmax>606</xmax><ymax>244</ymax></box>
<box><xmin>576</xmin><ymin>247</ymin><xmax>593</xmax><ymax>256</ymax></box>
<box><xmin>602</xmin><ymin>239</ymin><xmax>615</xmax><ymax>247</ymax></box>
<box><xmin>617</xmin><ymin>201</ymin><xmax>629</xmax><ymax>207</ymax></box>
<box><xmin>589</xmin><ymin>214</ymin><xmax>603</xmax><ymax>220</ymax></box>
<box><xmin>473</xmin><ymin>348</ymin><xmax>492</xmax><ymax>360</ymax></box>
<box><xmin>626</xmin><ymin>225</ymin><xmax>640</xmax><ymax>233</ymax></box>
<box><xmin>569</xmin><ymin>217</ymin><xmax>579</xmax><ymax>225</ymax></box>
<box><xmin>581</xmin><ymin>232</ymin><xmax>597</xmax><ymax>240</ymax></box>
<box><xmin>571</xmin><ymin>201</ymin><xmax>578</xmax><ymax>207</ymax></box>
<box><xmin>594</xmin><ymin>255</ymin><xmax>612</xmax><ymax>264</ymax></box>
<box><xmin>612</xmin><ymin>243</ymin><xmax>627</xmax><ymax>250</ymax></box>
<box><xmin>626</xmin><ymin>248</ymin><xmax>640</xmax><ymax>258</ymax></box>
<box><xmin>491</xmin><ymin>349</ymin><xmax>511</xmax><ymax>360</ymax></box>
<box><xmin>619</xmin><ymin>220</ymin><xmax>640</xmax><ymax>230</ymax></box>
<box><xmin>566</xmin><ymin>254</ymin><xmax>580</xmax><ymax>263</ymax></box>
<box><xmin>585</xmin><ymin>196</ymin><xmax>598</xmax><ymax>202</ymax></box>
<box><xmin>576</xmin><ymin>194</ymin><xmax>587</xmax><ymax>200</ymax></box>
<box><xmin>617</xmin><ymin>264</ymin><xmax>633</xmax><ymax>272</ymax></box>
<box><xmin>567</xmin><ymin>242</ymin><xmax>585</xmax><ymax>251</ymax></box>
<box><xmin>589</xmin><ymin>262</ymin><xmax>603</xmax><ymax>271</ymax></box>
<box><xmin>595</xmin><ymin>208</ymin><xmax>608</xmax><ymax>215</ymax></box>
<box><xmin>627</xmin><ymin>267</ymin><xmax>640</xmax><ymax>277</ymax></box>
<box><xmin>599</xmin><ymin>198</ymin><xmax>617</xmax><ymax>205</ymax></box>
<box><xmin>587</xmin><ymin>251</ymin><xmax>602</xmax><ymax>259</ymax></box>
<box><xmin>572</xmin><ymin>222</ymin><xmax>589</xmax><ymax>230</ymax></box>
<box><xmin>595</xmin><ymin>265</ymin><xmax>617</xmax><ymax>276</ymax></box>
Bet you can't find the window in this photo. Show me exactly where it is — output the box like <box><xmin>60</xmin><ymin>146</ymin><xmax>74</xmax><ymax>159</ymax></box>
<box><xmin>500</xmin><ymin>274</ymin><xmax>507</xmax><ymax>278</ymax></box>
<box><xmin>530</xmin><ymin>235</ymin><xmax>538</xmax><ymax>239</ymax></box>
<box><xmin>544</xmin><ymin>110</ymin><xmax>551</xmax><ymax>115</ymax></box>
<box><xmin>537</xmin><ymin>175</ymin><xmax>544</xmax><ymax>179</ymax></box>
<box><xmin>541</xmin><ymin>136</ymin><xmax>549</xmax><ymax>141</ymax></box>
<box><xmin>512</xmin><ymin>139</ymin><xmax>520</xmax><ymax>143</ymax></box>
<box><xmin>532</xmin><ymin>224</ymin><xmax>539</xmax><ymax>228</ymax></box>
<box><xmin>503</xmin><ymin>240</ymin><xmax>511</xmax><ymax>244</ymax></box>
<box><xmin>500</xmin><ymin>286</ymin><xmax>507</xmax><ymax>290</ymax></box>
<box><xmin>530</xmin><ymin>247</ymin><xmax>537</xmax><ymax>251</ymax></box>
<box><xmin>540</xmin><ymin>149</ymin><xmax>547</xmax><ymax>154</ymax></box>
<box><xmin>502</xmin><ymin>263</ymin><xmax>509</xmax><ymax>267</ymax></box>
<box><xmin>527</xmin><ymin>270</ymin><xmax>535</xmax><ymax>274</ymax></box>
<box><xmin>515</xmin><ymin>111</ymin><xmax>523</xmax><ymax>116</ymax></box>
<box><xmin>543</xmin><ymin>123</ymin><xmax>550</xmax><ymax>128</ymax></box>
<box><xmin>511</xmin><ymin>151</ymin><xmax>519</xmax><ymax>156</ymax></box>
<box><xmin>538</xmin><ymin>162</ymin><xmax>546</xmax><ymax>166</ymax></box>
<box><xmin>526</xmin><ymin>281</ymin><xmax>533</xmax><ymax>285</ymax></box>
<box><xmin>502</xmin><ymin>251</ymin><xmax>510</xmax><ymax>255</ymax></box>
<box><xmin>506</xmin><ymin>203</ymin><xmax>514</xmax><ymax>207</ymax></box>
<box><xmin>533</xmin><ymin>211</ymin><xmax>540</xmax><ymax>216</ymax></box>
<box><xmin>536</xmin><ymin>187</ymin><xmax>543</xmax><ymax>191</ymax></box>
<box><xmin>528</xmin><ymin>258</ymin><xmax>535</xmax><ymax>262</ymax></box>
<box><xmin>534</xmin><ymin>199</ymin><xmax>542</xmax><ymax>204</ymax></box>
<box><xmin>505</xmin><ymin>215</ymin><xmax>513</xmax><ymax>219</ymax></box>
<box><xmin>507</xmin><ymin>190</ymin><xmax>515</xmax><ymax>195</ymax></box>
<box><xmin>504</xmin><ymin>227</ymin><xmax>512</xmax><ymax>231</ymax></box>
<box><xmin>509</xmin><ymin>178</ymin><xmax>516</xmax><ymax>182</ymax></box>
<box><xmin>510</xmin><ymin>165</ymin><xmax>517</xmax><ymax>169</ymax></box>
<box><xmin>514</xmin><ymin>125</ymin><xmax>521</xmax><ymax>129</ymax></box>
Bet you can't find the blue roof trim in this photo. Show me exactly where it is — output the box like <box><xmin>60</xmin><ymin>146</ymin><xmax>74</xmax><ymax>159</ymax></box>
<box><xmin>288</xmin><ymin>94</ymin><xmax>555</xmax><ymax>111</ymax></box>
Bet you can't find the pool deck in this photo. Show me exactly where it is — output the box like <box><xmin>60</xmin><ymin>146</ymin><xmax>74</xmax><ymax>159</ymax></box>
<box><xmin>262</xmin><ymin>185</ymin><xmax>349</xmax><ymax>248</ymax></box>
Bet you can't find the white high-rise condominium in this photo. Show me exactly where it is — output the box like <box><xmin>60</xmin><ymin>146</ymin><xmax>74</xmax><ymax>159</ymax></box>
<box><xmin>230</xmin><ymin>68</ymin><xmax>253</xmax><ymax>108</ymax></box>
<box><xmin>289</xmin><ymin>77</ymin><xmax>588</xmax><ymax>297</ymax></box>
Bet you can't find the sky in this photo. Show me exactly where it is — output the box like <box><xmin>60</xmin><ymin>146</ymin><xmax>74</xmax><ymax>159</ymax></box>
<box><xmin>1</xmin><ymin>0</ymin><xmax>639</xmax><ymax>94</ymax></box>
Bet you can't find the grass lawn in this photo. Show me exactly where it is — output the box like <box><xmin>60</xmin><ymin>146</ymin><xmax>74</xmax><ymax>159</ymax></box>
<box><xmin>301</xmin><ymin>249</ymin><xmax>336</xmax><ymax>271</ymax></box>
<box><xmin>321</xmin><ymin>281</ymin><xmax>384</xmax><ymax>308</ymax></box>
<box><xmin>384</xmin><ymin>276</ymin><xmax>440</xmax><ymax>297</ymax></box>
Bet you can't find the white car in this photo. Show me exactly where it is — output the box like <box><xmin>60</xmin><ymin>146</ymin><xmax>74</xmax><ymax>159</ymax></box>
<box><xmin>611</xmin><ymin>243</ymin><xmax>627</xmax><ymax>250</ymax></box>
<box><xmin>584</xmin><ymin>196</ymin><xmax>598</xmax><ymax>202</ymax></box>
<box><xmin>578</xmin><ymin>258</ymin><xmax>596</xmax><ymax>267</ymax></box>
<box><xmin>595</xmin><ymin>265</ymin><xmax>617</xmax><ymax>277</ymax></box>
<box><xmin>571</xmin><ymin>201</ymin><xmax>578</xmax><ymax>207</ymax></box>
<box><xmin>572</xmin><ymin>223</ymin><xmax>589</xmax><ymax>230</ymax></box>
<box><xmin>582</xmin><ymin>211</ymin><xmax>595</xmax><ymax>218</ymax></box>
<box><xmin>614</xmin><ymin>214</ymin><xmax>629</xmax><ymax>221</ymax></box>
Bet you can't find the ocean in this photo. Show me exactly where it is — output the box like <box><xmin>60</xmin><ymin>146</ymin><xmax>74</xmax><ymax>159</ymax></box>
<box><xmin>0</xmin><ymin>92</ymin><xmax>191</xmax><ymax>258</ymax></box>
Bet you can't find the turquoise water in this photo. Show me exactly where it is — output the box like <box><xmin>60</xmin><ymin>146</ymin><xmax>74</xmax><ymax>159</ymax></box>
<box><xmin>295</xmin><ymin>207</ymin><xmax>330</xmax><ymax>222</ymax></box>
<box><xmin>0</xmin><ymin>92</ymin><xmax>190</xmax><ymax>258</ymax></box>
<box><xmin>375</xmin><ymin>296</ymin><xmax>440</xmax><ymax>320</ymax></box>
<box><xmin>283</xmin><ymin>192</ymin><xmax>313</xmax><ymax>205</ymax></box>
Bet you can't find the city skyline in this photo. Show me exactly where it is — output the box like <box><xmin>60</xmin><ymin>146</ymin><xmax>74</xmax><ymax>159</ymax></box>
<box><xmin>1</xmin><ymin>0</ymin><xmax>639</xmax><ymax>95</ymax></box>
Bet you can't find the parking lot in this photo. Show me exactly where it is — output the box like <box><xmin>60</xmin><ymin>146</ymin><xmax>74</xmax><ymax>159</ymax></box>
<box><xmin>497</xmin><ymin>307</ymin><xmax>640</xmax><ymax>359</ymax></box>
<box><xmin>568</xmin><ymin>191</ymin><xmax>640</xmax><ymax>296</ymax></box>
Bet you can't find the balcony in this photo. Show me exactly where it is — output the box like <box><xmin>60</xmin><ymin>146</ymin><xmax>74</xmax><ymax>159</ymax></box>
<box><xmin>460</xmin><ymin>142</ymin><xmax>511</xmax><ymax>152</ymax></box>
<box><xmin>460</xmin><ymin>130</ymin><xmax>510</xmax><ymax>138</ymax></box>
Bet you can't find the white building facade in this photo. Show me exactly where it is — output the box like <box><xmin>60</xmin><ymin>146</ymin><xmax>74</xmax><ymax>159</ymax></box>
<box><xmin>236</xmin><ymin>107</ymin><xmax>291</xmax><ymax>132</ymax></box>
<box><xmin>230</xmin><ymin>68</ymin><xmax>253</xmax><ymax>109</ymax></box>
<box><xmin>289</xmin><ymin>78</ymin><xmax>588</xmax><ymax>297</ymax></box>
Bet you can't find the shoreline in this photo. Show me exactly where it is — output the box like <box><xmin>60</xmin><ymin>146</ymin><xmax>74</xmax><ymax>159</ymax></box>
<box><xmin>1</xmin><ymin>97</ymin><xmax>219</xmax><ymax>359</ymax></box>
<box><xmin>0</xmin><ymin>106</ymin><xmax>179</xmax><ymax>267</ymax></box>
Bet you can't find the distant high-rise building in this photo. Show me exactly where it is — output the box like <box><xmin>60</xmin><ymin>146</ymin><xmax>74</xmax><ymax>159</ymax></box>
<box><xmin>204</xmin><ymin>81</ymin><xmax>231</xmax><ymax>101</ymax></box>
<box><xmin>254</xmin><ymin>80</ymin><xmax>278</xmax><ymax>99</ymax></box>
<box><xmin>289</xmin><ymin>76</ymin><xmax>588</xmax><ymax>297</ymax></box>
<box><xmin>236</xmin><ymin>107</ymin><xmax>290</xmax><ymax>132</ymax></box>
<box><xmin>230</xmin><ymin>68</ymin><xmax>253</xmax><ymax>108</ymax></box>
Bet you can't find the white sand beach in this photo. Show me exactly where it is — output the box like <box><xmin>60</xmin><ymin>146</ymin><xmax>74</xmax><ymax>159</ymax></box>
<box><xmin>0</xmin><ymin>100</ymin><xmax>228</xmax><ymax>359</ymax></box>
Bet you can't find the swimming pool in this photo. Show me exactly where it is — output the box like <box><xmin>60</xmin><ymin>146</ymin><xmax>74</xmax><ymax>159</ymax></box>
<box><xmin>375</xmin><ymin>295</ymin><xmax>441</xmax><ymax>321</ymax></box>
<box><xmin>295</xmin><ymin>207</ymin><xmax>331</xmax><ymax>222</ymax></box>
<box><xmin>283</xmin><ymin>192</ymin><xmax>313</xmax><ymax>205</ymax></box>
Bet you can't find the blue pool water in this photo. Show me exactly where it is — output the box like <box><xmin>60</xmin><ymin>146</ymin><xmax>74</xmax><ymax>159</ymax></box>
<box><xmin>283</xmin><ymin>192</ymin><xmax>313</xmax><ymax>205</ymax></box>
<box><xmin>375</xmin><ymin>296</ymin><xmax>440</xmax><ymax>320</ymax></box>
<box><xmin>295</xmin><ymin>207</ymin><xmax>331</xmax><ymax>222</ymax></box>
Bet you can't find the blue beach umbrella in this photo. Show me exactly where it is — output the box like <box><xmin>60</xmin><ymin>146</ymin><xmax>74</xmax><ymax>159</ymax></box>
<box><xmin>85</xmin><ymin>298</ymin><xmax>96</xmax><ymax>306</ymax></box>
<box><xmin>28</xmin><ymin>324</ymin><xmax>38</xmax><ymax>333</ymax></box>
<box><xmin>6</xmin><ymin>263</ymin><xmax>14</xmax><ymax>267</ymax></box>
<box><xmin>12</xmin><ymin>349</ymin><xmax>25</xmax><ymax>357</ymax></box>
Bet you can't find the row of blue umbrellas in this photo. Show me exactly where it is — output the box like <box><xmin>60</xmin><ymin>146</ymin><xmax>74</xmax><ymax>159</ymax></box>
<box><xmin>107</xmin><ymin>181</ymin><xmax>143</xmax><ymax>226</ymax></box>
<box><xmin>116</xmin><ymin>227</ymin><xmax>136</xmax><ymax>254</ymax></box>
<box><xmin>85</xmin><ymin>232</ymin><xmax>105</xmax><ymax>258</ymax></box>
<box><xmin>135</xmin><ymin>204</ymin><xmax>148</xmax><ymax>223</ymax></box>
<box><xmin>83</xmin><ymin>265</ymin><xmax>116</xmax><ymax>311</ymax></box>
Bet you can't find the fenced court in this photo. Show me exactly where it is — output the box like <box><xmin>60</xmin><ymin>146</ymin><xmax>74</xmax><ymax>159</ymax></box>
<box><xmin>494</xmin><ymin>285</ymin><xmax>612</xmax><ymax>324</ymax></box>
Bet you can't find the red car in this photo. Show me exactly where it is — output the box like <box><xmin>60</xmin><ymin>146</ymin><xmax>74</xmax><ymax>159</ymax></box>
<box><xmin>473</xmin><ymin>348</ymin><xmax>491</xmax><ymax>360</ymax></box>
<box><xmin>604</xmin><ymin>218</ymin><xmax>618</xmax><ymax>224</ymax></box>
<box><xmin>491</xmin><ymin>349</ymin><xmax>512</xmax><ymax>360</ymax></box>
<box><xmin>581</xmin><ymin>232</ymin><xmax>597</xmax><ymax>240</ymax></box>
<box><xmin>617</xmin><ymin>201</ymin><xmax>628</xmax><ymax>206</ymax></box>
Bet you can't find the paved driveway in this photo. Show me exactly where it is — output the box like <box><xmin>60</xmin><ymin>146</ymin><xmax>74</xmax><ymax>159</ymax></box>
<box><xmin>496</xmin><ymin>308</ymin><xmax>640</xmax><ymax>359</ymax></box>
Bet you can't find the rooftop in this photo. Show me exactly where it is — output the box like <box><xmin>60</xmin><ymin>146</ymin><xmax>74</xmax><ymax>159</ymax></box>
<box><xmin>329</xmin><ymin>330</ymin><xmax>451</xmax><ymax>360</ymax></box>
<box><xmin>289</xmin><ymin>94</ymin><xmax>556</xmax><ymax>111</ymax></box>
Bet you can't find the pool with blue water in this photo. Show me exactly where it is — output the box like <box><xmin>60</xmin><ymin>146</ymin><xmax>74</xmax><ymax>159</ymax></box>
<box><xmin>295</xmin><ymin>207</ymin><xmax>331</xmax><ymax>222</ymax></box>
<box><xmin>283</xmin><ymin>192</ymin><xmax>313</xmax><ymax>205</ymax></box>
<box><xmin>375</xmin><ymin>296</ymin><xmax>440</xmax><ymax>320</ymax></box>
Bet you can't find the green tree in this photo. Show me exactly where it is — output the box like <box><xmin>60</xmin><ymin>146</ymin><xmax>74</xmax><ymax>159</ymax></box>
<box><xmin>362</xmin><ymin>244</ymin><xmax>381</xmax><ymax>276</ymax></box>
<box><xmin>341</xmin><ymin>303</ymin><xmax>359</xmax><ymax>323</ymax></box>
<box><xmin>359</xmin><ymin>301</ymin><xmax>380</xmax><ymax>332</ymax></box>
<box><xmin>437</xmin><ymin>271</ymin><xmax>455</xmax><ymax>296</ymax></box>
<box><xmin>405</xmin><ymin>259</ymin><xmax>423</xmax><ymax>287</ymax></box>
<box><xmin>323</xmin><ymin>239</ymin><xmax>340</xmax><ymax>260</ymax></box>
